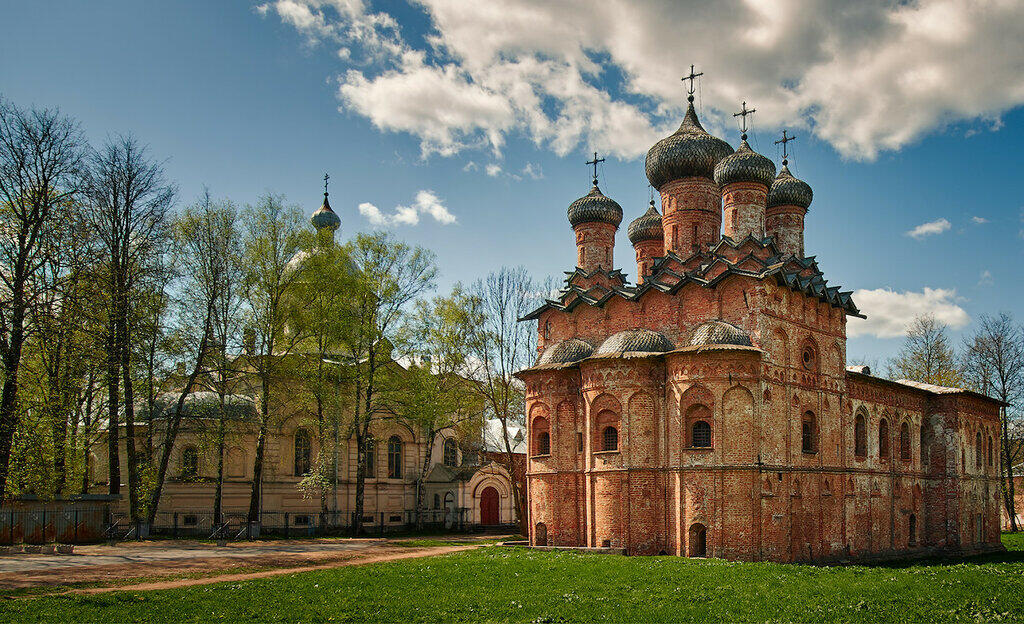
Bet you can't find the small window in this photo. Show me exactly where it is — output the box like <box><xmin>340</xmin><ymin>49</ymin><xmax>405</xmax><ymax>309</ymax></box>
<box><xmin>181</xmin><ymin>446</ymin><xmax>199</xmax><ymax>480</ymax></box>
<box><xmin>293</xmin><ymin>514</ymin><xmax>310</xmax><ymax>526</ymax></box>
<box><xmin>388</xmin><ymin>435</ymin><xmax>403</xmax><ymax>479</ymax></box>
<box><xmin>294</xmin><ymin>428</ymin><xmax>311</xmax><ymax>476</ymax></box>
<box><xmin>878</xmin><ymin>419</ymin><xmax>890</xmax><ymax>460</ymax></box>
<box><xmin>576</xmin><ymin>431</ymin><xmax>584</xmax><ymax>453</ymax></box>
<box><xmin>602</xmin><ymin>426</ymin><xmax>618</xmax><ymax>452</ymax></box>
<box><xmin>691</xmin><ymin>421</ymin><xmax>712</xmax><ymax>448</ymax></box>
<box><xmin>389</xmin><ymin>514</ymin><xmax>402</xmax><ymax>523</ymax></box>
<box><xmin>537</xmin><ymin>432</ymin><xmax>550</xmax><ymax>455</ymax></box>
<box><xmin>801</xmin><ymin>345</ymin><xmax>816</xmax><ymax>371</ymax></box>
<box><xmin>183</xmin><ymin>514</ymin><xmax>198</xmax><ymax>526</ymax></box>
<box><xmin>900</xmin><ymin>422</ymin><xmax>911</xmax><ymax>463</ymax></box>
<box><xmin>443</xmin><ymin>438</ymin><xmax>458</xmax><ymax>467</ymax></box>
<box><xmin>854</xmin><ymin>412</ymin><xmax>867</xmax><ymax>458</ymax></box>
<box><xmin>362</xmin><ymin>515</ymin><xmax>375</xmax><ymax>524</ymax></box>
<box><xmin>801</xmin><ymin>411</ymin><xmax>817</xmax><ymax>453</ymax></box>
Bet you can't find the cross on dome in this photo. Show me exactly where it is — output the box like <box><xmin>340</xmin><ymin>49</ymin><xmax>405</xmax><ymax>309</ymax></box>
<box><xmin>586</xmin><ymin>152</ymin><xmax>605</xmax><ymax>185</ymax></box>
<box><xmin>323</xmin><ymin>172</ymin><xmax>330</xmax><ymax>196</ymax></box>
<box><xmin>681</xmin><ymin>64</ymin><xmax>703</xmax><ymax>103</ymax></box>
<box><xmin>733</xmin><ymin>101</ymin><xmax>756</xmax><ymax>140</ymax></box>
<box><xmin>774</xmin><ymin>130</ymin><xmax>796</xmax><ymax>165</ymax></box>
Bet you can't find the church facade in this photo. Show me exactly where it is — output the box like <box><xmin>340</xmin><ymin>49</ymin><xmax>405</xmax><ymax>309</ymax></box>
<box><xmin>517</xmin><ymin>88</ymin><xmax>1004</xmax><ymax>561</ymax></box>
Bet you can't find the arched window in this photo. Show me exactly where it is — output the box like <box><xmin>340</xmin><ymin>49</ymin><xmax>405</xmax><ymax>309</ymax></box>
<box><xmin>388</xmin><ymin>435</ymin><xmax>403</xmax><ymax>479</ymax></box>
<box><xmin>294</xmin><ymin>428</ymin><xmax>311</xmax><ymax>476</ymax></box>
<box><xmin>181</xmin><ymin>446</ymin><xmax>199</xmax><ymax>480</ymax></box>
<box><xmin>602</xmin><ymin>426</ymin><xmax>618</xmax><ymax>452</ymax></box>
<box><xmin>854</xmin><ymin>412</ymin><xmax>867</xmax><ymax>458</ymax></box>
<box><xmin>920</xmin><ymin>424</ymin><xmax>929</xmax><ymax>467</ymax></box>
<box><xmin>433</xmin><ymin>493</ymin><xmax>440</xmax><ymax>509</ymax></box>
<box><xmin>900</xmin><ymin>422</ymin><xmax>911</xmax><ymax>463</ymax></box>
<box><xmin>909</xmin><ymin>514</ymin><xmax>917</xmax><ymax>546</ymax></box>
<box><xmin>363</xmin><ymin>435</ymin><xmax>375</xmax><ymax>477</ymax></box>
<box><xmin>532</xmin><ymin>417</ymin><xmax>550</xmax><ymax>457</ymax></box>
<box><xmin>443</xmin><ymin>438</ymin><xmax>458</xmax><ymax>467</ymax></box>
<box><xmin>801</xmin><ymin>411</ymin><xmax>817</xmax><ymax>453</ymax></box>
<box><xmin>878</xmin><ymin>419</ymin><xmax>890</xmax><ymax>460</ymax></box>
<box><xmin>975</xmin><ymin>432</ymin><xmax>983</xmax><ymax>469</ymax></box>
<box><xmin>988</xmin><ymin>436</ymin><xmax>994</xmax><ymax>467</ymax></box>
<box><xmin>691</xmin><ymin>421</ymin><xmax>712</xmax><ymax>448</ymax></box>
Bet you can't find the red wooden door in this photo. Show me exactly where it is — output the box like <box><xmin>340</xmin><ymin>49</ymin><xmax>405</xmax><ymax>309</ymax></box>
<box><xmin>480</xmin><ymin>487</ymin><xmax>499</xmax><ymax>525</ymax></box>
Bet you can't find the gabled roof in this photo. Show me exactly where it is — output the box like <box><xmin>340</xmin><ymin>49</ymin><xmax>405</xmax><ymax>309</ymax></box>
<box><xmin>522</xmin><ymin>237</ymin><xmax>862</xmax><ymax>320</ymax></box>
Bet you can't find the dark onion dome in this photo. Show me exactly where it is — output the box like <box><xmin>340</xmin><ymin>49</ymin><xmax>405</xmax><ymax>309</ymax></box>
<box><xmin>567</xmin><ymin>183</ymin><xmax>623</xmax><ymax>228</ymax></box>
<box><xmin>627</xmin><ymin>200</ymin><xmax>663</xmax><ymax>244</ymax></box>
<box><xmin>536</xmin><ymin>338</ymin><xmax>594</xmax><ymax>366</ymax></box>
<box><xmin>645</xmin><ymin>101</ymin><xmax>734</xmax><ymax>189</ymax></box>
<box><xmin>767</xmin><ymin>164</ymin><xmax>813</xmax><ymax>209</ymax></box>
<box><xmin>311</xmin><ymin>192</ymin><xmax>341</xmax><ymax>231</ymax></box>
<box><xmin>713</xmin><ymin>139</ymin><xmax>776</xmax><ymax>188</ymax></box>
<box><xmin>595</xmin><ymin>329</ymin><xmax>674</xmax><ymax>356</ymax></box>
<box><xmin>689</xmin><ymin>320</ymin><xmax>753</xmax><ymax>347</ymax></box>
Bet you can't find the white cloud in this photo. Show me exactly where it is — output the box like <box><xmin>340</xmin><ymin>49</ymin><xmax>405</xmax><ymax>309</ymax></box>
<box><xmin>462</xmin><ymin>161</ymin><xmax>478</xmax><ymax>172</ymax></box>
<box><xmin>971</xmin><ymin>216</ymin><xmax>989</xmax><ymax>224</ymax></box>
<box><xmin>358</xmin><ymin>190</ymin><xmax>456</xmax><ymax>226</ymax></box>
<box><xmin>485</xmin><ymin>163</ymin><xmax>502</xmax><ymax>177</ymax></box>
<box><xmin>521</xmin><ymin>162</ymin><xmax>543</xmax><ymax>179</ymax></box>
<box><xmin>978</xmin><ymin>270</ymin><xmax>994</xmax><ymax>286</ymax></box>
<box><xmin>263</xmin><ymin>0</ymin><xmax>1024</xmax><ymax>161</ymax></box>
<box><xmin>847</xmin><ymin>287</ymin><xmax>969</xmax><ymax>338</ymax></box>
<box><xmin>906</xmin><ymin>218</ymin><xmax>951</xmax><ymax>240</ymax></box>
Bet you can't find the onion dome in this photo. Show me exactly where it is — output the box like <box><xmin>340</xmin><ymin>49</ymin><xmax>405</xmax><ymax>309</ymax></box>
<box><xmin>567</xmin><ymin>183</ymin><xmax>623</xmax><ymax>228</ymax></box>
<box><xmin>627</xmin><ymin>199</ymin><xmax>663</xmax><ymax>245</ymax></box>
<box><xmin>311</xmin><ymin>192</ymin><xmax>341</xmax><ymax>231</ymax></box>
<box><xmin>645</xmin><ymin>99</ymin><xmax>734</xmax><ymax>189</ymax></box>
<box><xmin>713</xmin><ymin>139</ymin><xmax>776</xmax><ymax>188</ymax></box>
<box><xmin>689</xmin><ymin>320</ymin><xmax>753</xmax><ymax>347</ymax></box>
<box><xmin>595</xmin><ymin>329</ymin><xmax>674</xmax><ymax>356</ymax></box>
<box><xmin>536</xmin><ymin>338</ymin><xmax>594</xmax><ymax>366</ymax></box>
<box><xmin>767</xmin><ymin>163</ymin><xmax>813</xmax><ymax>210</ymax></box>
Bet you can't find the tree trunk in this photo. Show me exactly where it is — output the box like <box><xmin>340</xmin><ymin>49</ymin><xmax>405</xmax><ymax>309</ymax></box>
<box><xmin>119</xmin><ymin>309</ymin><xmax>141</xmax><ymax>521</ymax></box>
<box><xmin>415</xmin><ymin>428</ymin><xmax>437</xmax><ymax>530</ymax></box>
<box><xmin>247</xmin><ymin>374</ymin><xmax>270</xmax><ymax>524</ymax></box>
<box><xmin>213</xmin><ymin>396</ymin><xmax>226</xmax><ymax>525</ymax></box>
<box><xmin>106</xmin><ymin>316</ymin><xmax>120</xmax><ymax>496</ymax></box>
<box><xmin>0</xmin><ymin>276</ymin><xmax>27</xmax><ymax>504</ymax></box>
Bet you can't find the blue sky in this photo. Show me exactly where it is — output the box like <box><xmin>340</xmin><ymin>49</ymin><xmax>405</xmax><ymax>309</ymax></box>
<box><xmin>4</xmin><ymin>0</ymin><xmax>1023</xmax><ymax>363</ymax></box>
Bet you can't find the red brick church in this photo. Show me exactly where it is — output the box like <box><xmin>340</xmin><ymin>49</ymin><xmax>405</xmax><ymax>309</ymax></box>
<box><xmin>516</xmin><ymin>81</ymin><xmax>1004</xmax><ymax>561</ymax></box>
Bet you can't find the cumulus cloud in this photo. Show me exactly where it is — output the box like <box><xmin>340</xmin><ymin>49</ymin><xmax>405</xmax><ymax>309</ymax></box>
<box><xmin>906</xmin><ymin>218</ymin><xmax>951</xmax><ymax>239</ymax></box>
<box><xmin>521</xmin><ymin>162</ymin><xmax>544</xmax><ymax>179</ymax></box>
<box><xmin>847</xmin><ymin>287</ymin><xmax>969</xmax><ymax>338</ymax></box>
<box><xmin>971</xmin><ymin>216</ymin><xmax>989</xmax><ymax>224</ymax></box>
<box><xmin>357</xmin><ymin>190</ymin><xmax>456</xmax><ymax>226</ymax></box>
<box><xmin>485</xmin><ymin>163</ymin><xmax>502</xmax><ymax>177</ymax></box>
<box><xmin>261</xmin><ymin>0</ymin><xmax>1024</xmax><ymax>161</ymax></box>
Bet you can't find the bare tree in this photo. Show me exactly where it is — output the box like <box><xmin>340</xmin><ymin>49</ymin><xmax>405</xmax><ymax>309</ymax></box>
<box><xmin>889</xmin><ymin>314</ymin><xmax>963</xmax><ymax>386</ymax></box>
<box><xmin>0</xmin><ymin>101</ymin><xmax>85</xmax><ymax>502</ymax></box>
<box><xmin>467</xmin><ymin>267</ymin><xmax>541</xmax><ymax>534</ymax></box>
<box><xmin>85</xmin><ymin>135</ymin><xmax>174</xmax><ymax>519</ymax></box>
<box><xmin>962</xmin><ymin>313</ymin><xmax>1024</xmax><ymax>531</ymax></box>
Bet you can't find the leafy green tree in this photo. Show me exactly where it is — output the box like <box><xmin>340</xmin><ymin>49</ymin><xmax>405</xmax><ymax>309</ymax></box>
<box><xmin>888</xmin><ymin>314</ymin><xmax>963</xmax><ymax>386</ymax></box>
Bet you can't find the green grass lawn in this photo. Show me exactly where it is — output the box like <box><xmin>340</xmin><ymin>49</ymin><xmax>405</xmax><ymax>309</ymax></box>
<box><xmin>5</xmin><ymin>533</ymin><xmax>1024</xmax><ymax>623</ymax></box>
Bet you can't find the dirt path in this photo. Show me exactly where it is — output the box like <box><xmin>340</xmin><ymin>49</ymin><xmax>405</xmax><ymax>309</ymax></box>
<box><xmin>0</xmin><ymin>540</ymin><xmax>486</xmax><ymax>593</ymax></box>
<box><xmin>69</xmin><ymin>544</ymin><xmax>477</xmax><ymax>595</ymax></box>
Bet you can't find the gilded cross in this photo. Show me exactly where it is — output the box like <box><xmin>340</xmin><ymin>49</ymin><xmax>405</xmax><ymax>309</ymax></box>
<box><xmin>586</xmin><ymin>152</ymin><xmax>605</xmax><ymax>185</ymax></box>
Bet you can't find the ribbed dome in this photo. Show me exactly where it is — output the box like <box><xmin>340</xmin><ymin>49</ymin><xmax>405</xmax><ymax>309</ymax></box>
<box><xmin>689</xmin><ymin>320</ymin><xmax>753</xmax><ymax>347</ymax></box>
<box><xmin>595</xmin><ymin>329</ymin><xmax>674</xmax><ymax>356</ymax></box>
<box><xmin>311</xmin><ymin>193</ymin><xmax>341</xmax><ymax>231</ymax></box>
<box><xmin>645</xmin><ymin>102</ymin><xmax>734</xmax><ymax>189</ymax></box>
<box><xmin>713</xmin><ymin>139</ymin><xmax>776</xmax><ymax>188</ymax></box>
<box><xmin>567</xmin><ymin>184</ymin><xmax>623</xmax><ymax>228</ymax></box>
<box><xmin>627</xmin><ymin>200</ymin><xmax>663</xmax><ymax>244</ymax></box>
<box><xmin>767</xmin><ymin>164</ymin><xmax>813</xmax><ymax>209</ymax></box>
<box><xmin>536</xmin><ymin>338</ymin><xmax>594</xmax><ymax>366</ymax></box>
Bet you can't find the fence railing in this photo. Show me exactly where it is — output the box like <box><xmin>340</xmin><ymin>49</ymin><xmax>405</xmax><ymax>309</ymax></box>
<box><xmin>0</xmin><ymin>505</ymin><xmax>109</xmax><ymax>545</ymax></box>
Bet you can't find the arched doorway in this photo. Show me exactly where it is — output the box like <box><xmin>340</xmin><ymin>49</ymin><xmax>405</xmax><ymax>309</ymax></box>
<box><xmin>443</xmin><ymin>492</ymin><xmax>455</xmax><ymax>529</ymax></box>
<box><xmin>535</xmin><ymin>522</ymin><xmax>547</xmax><ymax>546</ymax></box>
<box><xmin>480</xmin><ymin>486</ymin><xmax>499</xmax><ymax>526</ymax></box>
<box><xmin>689</xmin><ymin>523</ymin><xmax>707</xmax><ymax>557</ymax></box>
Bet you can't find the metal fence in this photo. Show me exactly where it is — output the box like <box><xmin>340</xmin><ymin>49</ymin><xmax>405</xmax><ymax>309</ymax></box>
<box><xmin>0</xmin><ymin>505</ymin><xmax>109</xmax><ymax>545</ymax></box>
